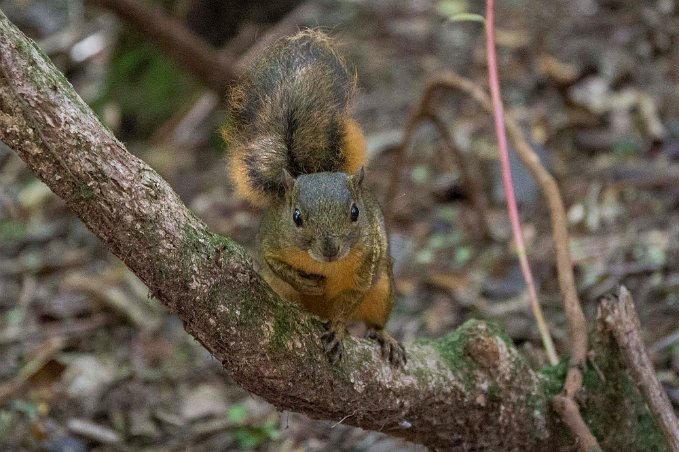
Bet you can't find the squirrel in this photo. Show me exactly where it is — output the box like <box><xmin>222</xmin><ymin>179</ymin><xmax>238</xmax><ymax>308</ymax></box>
<box><xmin>221</xmin><ymin>30</ymin><xmax>406</xmax><ymax>367</ymax></box>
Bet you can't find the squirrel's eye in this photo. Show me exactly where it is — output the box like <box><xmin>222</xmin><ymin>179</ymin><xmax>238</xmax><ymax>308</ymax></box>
<box><xmin>350</xmin><ymin>203</ymin><xmax>359</xmax><ymax>222</ymax></box>
<box><xmin>293</xmin><ymin>208</ymin><xmax>303</xmax><ymax>227</ymax></box>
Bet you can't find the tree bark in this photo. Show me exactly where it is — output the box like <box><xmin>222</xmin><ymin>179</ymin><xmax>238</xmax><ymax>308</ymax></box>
<box><xmin>0</xmin><ymin>12</ymin><xmax>669</xmax><ymax>451</ymax></box>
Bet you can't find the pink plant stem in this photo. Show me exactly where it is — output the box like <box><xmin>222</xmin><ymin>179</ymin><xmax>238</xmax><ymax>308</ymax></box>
<box><xmin>484</xmin><ymin>0</ymin><xmax>558</xmax><ymax>364</ymax></box>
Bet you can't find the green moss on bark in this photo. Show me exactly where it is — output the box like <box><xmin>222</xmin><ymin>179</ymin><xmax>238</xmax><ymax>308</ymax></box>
<box><xmin>6</xmin><ymin>19</ymin><xmax>91</xmax><ymax>117</ymax></box>
<box><xmin>538</xmin><ymin>359</ymin><xmax>569</xmax><ymax>397</ymax></box>
<box><xmin>580</xmin><ymin>346</ymin><xmax>667</xmax><ymax>452</ymax></box>
<box><xmin>77</xmin><ymin>185</ymin><xmax>95</xmax><ymax>200</ymax></box>
<box><xmin>268</xmin><ymin>300</ymin><xmax>298</xmax><ymax>352</ymax></box>
<box><xmin>416</xmin><ymin>320</ymin><xmax>478</xmax><ymax>386</ymax></box>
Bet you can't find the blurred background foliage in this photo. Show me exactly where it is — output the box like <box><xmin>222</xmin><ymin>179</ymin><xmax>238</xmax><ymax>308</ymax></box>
<box><xmin>92</xmin><ymin>36</ymin><xmax>201</xmax><ymax>139</ymax></box>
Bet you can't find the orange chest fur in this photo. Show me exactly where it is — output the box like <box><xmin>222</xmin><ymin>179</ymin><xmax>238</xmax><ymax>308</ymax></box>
<box><xmin>280</xmin><ymin>246</ymin><xmax>365</xmax><ymax>300</ymax></box>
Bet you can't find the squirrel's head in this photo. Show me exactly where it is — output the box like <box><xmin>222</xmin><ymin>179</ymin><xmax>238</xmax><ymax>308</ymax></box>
<box><xmin>280</xmin><ymin>168</ymin><xmax>366</xmax><ymax>263</ymax></box>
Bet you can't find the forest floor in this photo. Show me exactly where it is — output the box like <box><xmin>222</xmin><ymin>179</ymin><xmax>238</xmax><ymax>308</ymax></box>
<box><xmin>1</xmin><ymin>0</ymin><xmax>678</xmax><ymax>450</ymax></box>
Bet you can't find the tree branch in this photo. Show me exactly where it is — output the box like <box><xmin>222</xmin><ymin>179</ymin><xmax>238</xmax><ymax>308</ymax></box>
<box><xmin>84</xmin><ymin>0</ymin><xmax>321</xmax><ymax>97</ymax></box>
<box><xmin>598</xmin><ymin>287</ymin><xmax>679</xmax><ymax>451</ymax></box>
<box><xmin>86</xmin><ymin>0</ymin><xmax>236</xmax><ymax>95</ymax></box>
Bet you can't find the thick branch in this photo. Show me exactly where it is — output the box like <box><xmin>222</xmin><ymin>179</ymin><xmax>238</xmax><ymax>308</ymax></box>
<box><xmin>0</xmin><ymin>12</ymin><xmax>560</xmax><ymax>450</ymax></box>
<box><xmin>598</xmin><ymin>287</ymin><xmax>679</xmax><ymax>451</ymax></box>
<box><xmin>86</xmin><ymin>0</ymin><xmax>236</xmax><ymax>95</ymax></box>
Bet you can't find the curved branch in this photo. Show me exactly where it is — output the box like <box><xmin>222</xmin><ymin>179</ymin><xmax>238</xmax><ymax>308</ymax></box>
<box><xmin>384</xmin><ymin>80</ymin><xmax>491</xmax><ymax>239</ymax></box>
<box><xmin>86</xmin><ymin>0</ymin><xmax>236</xmax><ymax>95</ymax></box>
<box><xmin>0</xmin><ymin>11</ymin><xmax>559</xmax><ymax>450</ymax></box>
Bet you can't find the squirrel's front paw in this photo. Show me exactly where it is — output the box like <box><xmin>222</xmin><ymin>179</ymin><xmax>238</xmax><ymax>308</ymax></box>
<box><xmin>296</xmin><ymin>271</ymin><xmax>325</xmax><ymax>296</ymax></box>
<box><xmin>321</xmin><ymin>321</ymin><xmax>345</xmax><ymax>364</ymax></box>
<box><xmin>299</xmin><ymin>283</ymin><xmax>324</xmax><ymax>296</ymax></box>
<box><xmin>367</xmin><ymin>329</ymin><xmax>407</xmax><ymax>368</ymax></box>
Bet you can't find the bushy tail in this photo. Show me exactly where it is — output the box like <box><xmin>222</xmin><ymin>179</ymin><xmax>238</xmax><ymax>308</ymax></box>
<box><xmin>222</xmin><ymin>29</ymin><xmax>366</xmax><ymax>206</ymax></box>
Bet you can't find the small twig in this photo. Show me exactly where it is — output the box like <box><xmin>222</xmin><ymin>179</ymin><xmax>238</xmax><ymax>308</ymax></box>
<box><xmin>0</xmin><ymin>336</ymin><xmax>65</xmax><ymax>405</ymax></box>
<box><xmin>552</xmin><ymin>395</ymin><xmax>602</xmax><ymax>451</ymax></box>
<box><xmin>426</xmin><ymin>113</ymin><xmax>491</xmax><ymax>239</ymax></box>
<box><xmin>415</xmin><ymin>70</ymin><xmax>591</xmax><ymax>376</ymax></box>
<box><xmin>492</xmin><ymin>0</ymin><xmax>599</xmax><ymax>430</ymax></box>
<box><xmin>484</xmin><ymin>0</ymin><xmax>559</xmax><ymax>367</ymax></box>
<box><xmin>383</xmin><ymin>57</ymin><xmax>595</xmax><ymax>444</ymax></box>
<box><xmin>151</xmin><ymin>90</ymin><xmax>221</xmax><ymax>151</ymax></box>
<box><xmin>67</xmin><ymin>418</ymin><xmax>121</xmax><ymax>444</ymax></box>
<box><xmin>587</xmin><ymin>351</ymin><xmax>606</xmax><ymax>383</ymax></box>
<box><xmin>330</xmin><ymin>411</ymin><xmax>356</xmax><ymax>428</ymax></box>
<box><xmin>0</xmin><ymin>313</ymin><xmax>113</xmax><ymax>344</ymax></box>
<box><xmin>386</xmin><ymin>16</ymin><xmax>565</xmax><ymax>369</ymax></box>
<box><xmin>598</xmin><ymin>286</ymin><xmax>679</xmax><ymax>451</ymax></box>
<box><xmin>0</xmin><ymin>248</ymin><xmax>89</xmax><ymax>276</ymax></box>
<box><xmin>426</xmin><ymin>1</ymin><xmax>594</xmax><ymax>446</ymax></box>
<box><xmin>64</xmin><ymin>273</ymin><xmax>162</xmax><ymax>331</ymax></box>
<box><xmin>385</xmin><ymin>77</ymin><xmax>491</xmax><ymax>237</ymax></box>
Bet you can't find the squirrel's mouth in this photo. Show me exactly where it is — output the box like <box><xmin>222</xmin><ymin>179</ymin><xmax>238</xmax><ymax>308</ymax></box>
<box><xmin>308</xmin><ymin>247</ymin><xmax>350</xmax><ymax>263</ymax></box>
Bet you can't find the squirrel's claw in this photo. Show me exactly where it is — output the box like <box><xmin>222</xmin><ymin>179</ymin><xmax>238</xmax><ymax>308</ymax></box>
<box><xmin>321</xmin><ymin>324</ymin><xmax>345</xmax><ymax>365</ymax></box>
<box><xmin>367</xmin><ymin>329</ymin><xmax>407</xmax><ymax>368</ymax></box>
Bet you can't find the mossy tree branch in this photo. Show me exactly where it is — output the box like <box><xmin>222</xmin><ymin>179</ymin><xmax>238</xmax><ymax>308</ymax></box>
<box><xmin>0</xmin><ymin>12</ymin><xmax>669</xmax><ymax>451</ymax></box>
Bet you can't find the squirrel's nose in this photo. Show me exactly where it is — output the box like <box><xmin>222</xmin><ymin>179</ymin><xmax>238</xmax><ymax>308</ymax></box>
<box><xmin>321</xmin><ymin>237</ymin><xmax>340</xmax><ymax>260</ymax></box>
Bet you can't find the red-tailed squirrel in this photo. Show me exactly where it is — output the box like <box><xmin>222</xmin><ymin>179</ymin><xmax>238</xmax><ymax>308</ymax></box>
<box><xmin>221</xmin><ymin>30</ymin><xmax>405</xmax><ymax>367</ymax></box>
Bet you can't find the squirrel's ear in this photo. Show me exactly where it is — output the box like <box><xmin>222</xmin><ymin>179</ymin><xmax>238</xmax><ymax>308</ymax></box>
<box><xmin>281</xmin><ymin>169</ymin><xmax>296</xmax><ymax>192</ymax></box>
<box><xmin>351</xmin><ymin>166</ymin><xmax>365</xmax><ymax>188</ymax></box>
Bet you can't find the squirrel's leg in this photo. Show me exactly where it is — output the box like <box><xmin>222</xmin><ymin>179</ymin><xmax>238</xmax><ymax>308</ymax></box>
<box><xmin>321</xmin><ymin>288</ymin><xmax>366</xmax><ymax>365</ymax></box>
<box><xmin>320</xmin><ymin>320</ymin><xmax>345</xmax><ymax>364</ymax></box>
<box><xmin>366</xmin><ymin>329</ymin><xmax>407</xmax><ymax>368</ymax></box>
<box><xmin>355</xmin><ymin>270</ymin><xmax>407</xmax><ymax>367</ymax></box>
<box><xmin>258</xmin><ymin>259</ymin><xmax>302</xmax><ymax>303</ymax></box>
<box><xmin>264</xmin><ymin>255</ymin><xmax>325</xmax><ymax>296</ymax></box>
